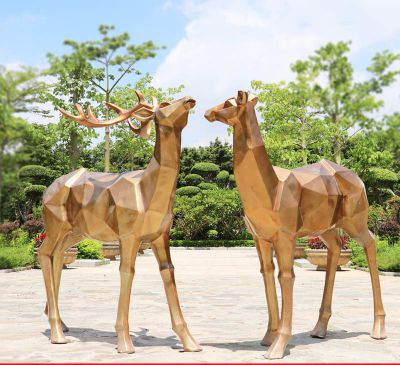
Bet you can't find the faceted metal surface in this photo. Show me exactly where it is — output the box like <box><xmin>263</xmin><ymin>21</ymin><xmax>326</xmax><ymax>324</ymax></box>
<box><xmin>205</xmin><ymin>91</ymin><xmax>386</xmax><ymax>359</ymax></box>
<box><xmin>38</xmin><ymin>91</ymin><xmax>200</xmax><ymax>354</ymax></box>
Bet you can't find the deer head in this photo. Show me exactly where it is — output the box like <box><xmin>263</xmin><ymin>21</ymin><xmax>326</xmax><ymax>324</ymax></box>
<box><xmin>59</xmin><ymin>91</ymin><xmax>196</xmax><ymax>137</ymax></box>
<box><xmin>204</xmin><ymin>91</ymin><xmax>258</xmax><ymax>126</ymax></box>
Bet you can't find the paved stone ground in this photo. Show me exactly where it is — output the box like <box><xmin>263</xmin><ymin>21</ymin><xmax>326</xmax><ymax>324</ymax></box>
<box><xmin>0</xmin><ymin>248</ymin><xmax>399</xmax><ymax>363</ymax></box>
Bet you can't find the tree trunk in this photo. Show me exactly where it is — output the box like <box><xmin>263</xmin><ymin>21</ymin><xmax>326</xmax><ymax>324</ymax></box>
<box><xmin>69</xmin><ymin>129</ymin><xmax>79</xmax><ymax>171</ymax></box>
<box><xmin>104</xmin><ymin>126</ymin><xmax>110</xmax><ymax>172</ymax></box>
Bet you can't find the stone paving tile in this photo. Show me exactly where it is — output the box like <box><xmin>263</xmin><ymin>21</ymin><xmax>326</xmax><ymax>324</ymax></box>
<box><xmin>0</xmin><ymin>249</ymin><xmax>399</xmax><ymax>363</ymax></box>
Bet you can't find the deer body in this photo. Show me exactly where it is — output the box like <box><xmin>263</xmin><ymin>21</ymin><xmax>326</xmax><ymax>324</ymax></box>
<box><xmin>39</xmin><ymin>92</ymin><xmax>200</xmax><ymax>354</ymax></box>
<box><xmin>205</xmin><ymin>91</ymin><xmax>386</xmax><ymax>359</ymax></box>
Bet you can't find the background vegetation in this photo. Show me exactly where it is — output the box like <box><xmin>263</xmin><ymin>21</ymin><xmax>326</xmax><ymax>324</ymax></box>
<box><xmin>0</xmin><ymin>27</ymin><xmax>398</xmax><ymax>270</ymax></box>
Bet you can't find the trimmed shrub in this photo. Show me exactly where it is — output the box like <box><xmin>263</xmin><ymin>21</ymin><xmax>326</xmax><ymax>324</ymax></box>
<box><xmin>184</xmin><ymin>174</ymin><xmax>204</xmax><ymax>186</ymax></box>
<box><xmin>0</xmin><ymin>221</ymin><xmax>19</xmax><ymax>235</ymax></box>
<box><xmin>176</xmin><ymin>186</ymin><xmax>201</xmax><ymax>197</ymax></box>
<box><xmin>77</xmin><ymin>239</ymin><xmax>104</xmax><ymax>260</ymax></box>
<box><xmin>19</xmin><ymin>165</ymin><xmax>56</xmax><ymax>186</ymax></box>
<box><xmin>349</xmin><ymin>236</ymin><xmax>400</xmax><ymax>272</ymax></box>
<box><xmin>191</xmin><ymin>162</ymin><xmax>220</xmax><ymax>181</ymax></box>
<box><xmin>229</xmin><ymin>174</ymin><xmax>236</xmax><ymax>187</ymax></box>
<box><xmin>368</xmin><ymin>204</ymin><xmax>387</xmax><ymax>234</ymax></box>
<box><xmin>366</xmin><ymin>168</ymin><xmax>398</xmax><ymax>185</ymax></box>
<box><xmin>21</xmin><ymin>219</ymin><xmax>44</xmax><ymax>237</ymax></box>
<box><xmin>170</xmin><ymin>228</ymin><xmax>184</xmax><ymax>240</ymax></box>
<box><xmin>170</xmin><ymin>240</ymin><xmax>254</xmax><ymax>247</ymax></box>
<box><xmin>32</xmin><ymin>205</ymin><xmax>43</xmax><ymax>220</ymax></box>
<box><xmin>216</xmin><ymin>170</ymin><xmax>229</xmax><ymax>188</ymax></box>
<box><xmin>24</xmin><ymin>184</ymin><xmax>46</xmax><ymax>200</ymax></box>
<box><xmin>207</xmin><ymin>229</ymin><xmax>218</xmax><ymax>239</ymax></box>
<box><xmin>198</xmin><ymin>182</ymin><xmax>218</xmax><ymax>190</ymax></box>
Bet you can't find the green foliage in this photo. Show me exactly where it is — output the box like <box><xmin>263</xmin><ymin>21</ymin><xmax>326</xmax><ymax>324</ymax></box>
<box><xmin>19</xmin><ymin>165</ymin><xmax>55</xmax><ymax>186</ymax></box>
<box><xmin>368</xmin><ymin>204</ymin><xmax>387</xmax><ymax>234</ymax></box>
<box><xmin>23</xmin><ymin>184</ymin><xmax>46</xmax><ymax>199</ymax></box>
<box><xmin>77</xmin><ymin>239</ymin><xmax>104</xmax><ymax>260</ymax></box>
<box><xmin>176</xmin><ymin>186</ymin><xmax>201</xmax><ymax>197</ymax></box>
<box><xmin>0</xmin><ymin>243</ymin><xmax>34</xmax><ymax>269</ymax></box>
<box><xmin>191</xmin><ymin>162</ymin><xmax>220</xmax><ymax>181</ymax></box>
<box><xmin>32</xmin><ymin>205</ymin><xmax>43</xmax><ymax>220</ymax></box>
<box><xmin>216</xmin><ymin>170</ymin><xmax>229</xmax><ymax>187</ymax></box>
<box><xmin>173</xmin><ymin>189</ymin><xmax>246</xmax><ymax>240</ymax></box>
<box><xmin>366</xmin><ymin>168</ymin><xmax>398</xmax><ymax>184</ymax></box>
<box><xmin>207</xmin><ymin>229</ymin><xmax>219</xmax><ymax>239</ymax></box>
<box><xmin>184</xmin><ymin>174</ymin><xmax>204</xmax><ymax>186</ymax></box>
<box><xmin>229</xmin><ymin>174</ymin><xmax>236</xmax><ymax>187</ymax></box>
<box><xmin>170</xmin><ymin>240</ymin><xmax>254</xmax><ymax>247</ymax></box>
<box><xmin>349</xmin><ymin>237</ymin><xmax>400</xmax><ymax>272</ymax></box>
<box><xmin>198</xmin><ymin>182</ymin><xmax>218</xmax><ymax>190</ymax></box>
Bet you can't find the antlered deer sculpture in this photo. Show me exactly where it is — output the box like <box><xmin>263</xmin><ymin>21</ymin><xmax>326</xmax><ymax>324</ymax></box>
<box><xmin>38</xmin><ymin>91</ymin><xmax>200</xmax><ymax>354</ymax></box>
<box><xmin>204</xmin><ymin>91</ymin><xmax>386</xmax><ymax>359</ymax></box>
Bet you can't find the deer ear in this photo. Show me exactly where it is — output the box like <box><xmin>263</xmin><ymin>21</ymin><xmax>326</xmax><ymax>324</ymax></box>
<box><xmin>237</xmin><ymin>90</ymin><xmax>248</xmax><ymax>104</ymax></box>
<box><xmin>248</xmin><ymin>93</ymin><xmax>258</xmax><ymax>106</ymax></box>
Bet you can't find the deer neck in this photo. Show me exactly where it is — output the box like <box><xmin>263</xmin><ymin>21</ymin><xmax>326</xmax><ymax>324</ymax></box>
<box><xmin>142</xmin><ymin>123</ymin><xmax>182</xmax><ymax>212</ymax></box>
<box><xmin>232</xmin><ymin>104</ymin><xmax>279</xmax><ymax>208</ymax></box>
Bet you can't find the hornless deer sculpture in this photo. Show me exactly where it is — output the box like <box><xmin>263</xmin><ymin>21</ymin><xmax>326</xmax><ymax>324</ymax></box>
<box><xmin>38</xmin><ymin>91</ymin><xmax>201</xmax><ymax>354</ymax></box>
<box><xmin>204</xmin><ymin>91</ymin><xmax>386</xmax><ymax>359</ymax></box>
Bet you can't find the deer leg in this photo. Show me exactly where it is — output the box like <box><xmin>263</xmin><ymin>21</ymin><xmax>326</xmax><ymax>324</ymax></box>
<box><xmin>44</xmin><ymin>233</ymin><xmax>82</xmax><ymax>332</ymax></box>
<box><xmin>311</xmin><ymin>229</ymin><xmax>341</xmax><ymax>338</ymax></box>
<box><xmin>255</xmin><ymin>238</ymin><xmax>279</xmax><ymax>346</ymax></box>
<box><xmin>346</xmin><ymin>228</ymin><xmax>386</xmax><ymax>339</ymax></box>
<box><xmin>115</xmin><ymin>236</ymin><xmax>140</xmax><ymax>353</ymax></box>
<box><xmin>38</xmin><ymin>240</ymin><xmax>67</xmax><ymax>344</ymax></box>
<box><xmin>151</xmin><ymin>232</ymin><xmax>201</xmax><ymax>352</ymax></box>
<box><xmin>265</xmin><ymin>235</ymin><xmax>295</xmax><ymax>360</ymax></box>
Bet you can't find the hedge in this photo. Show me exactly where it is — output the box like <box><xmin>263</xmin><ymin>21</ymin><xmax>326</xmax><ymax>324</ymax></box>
<box><xmin>176</xmin><ymin>186</ymin><xmax>201</xmax><ymax>196</ymax></box>
<box><xmin>170</xmin><ymin>240</ymin><xmax>254</xmax><ymax>247</ymax></box>
<box><xmin>216</xmin><ymin>170</ymin><xmax>229</xmax><ymax>187</ymax></box>
<box><xmin>77</xmin><ymin>239</ymin><xmax>104</xmax><ymax>260</ymax></box>
<box><xmin>198</xmin><ymin>182</ymin><xmax>218</xmax><ymax>190</ymax></box>
<box><xmin>185</xmin><ymin>174</ymin><xmax>204</xmax><ymax>186</ymax></box>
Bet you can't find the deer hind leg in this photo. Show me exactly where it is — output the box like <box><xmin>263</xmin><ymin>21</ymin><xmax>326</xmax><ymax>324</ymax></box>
<box><xmin>115</xmin><ymin>235</ymin><xmax>140</xmax><ymax>353</ymax></box>
<box><xmin>44</xmin><ymin>232</ymin><xmax>83</xmax><ymax>332</ymax></box>
<box><xmin>255</xmin><ymin>238</ymin><xmax>279</xmax><ymax>346</ymax></box>
<box><xmin>151</xmin><ymin>232</ymin><xmax>201</xmax><ymax>352</ymax></box>
<box><xmin>265</xmin><ymin>234</ymin><xmax>295</xmax><ymax>360</ymax></box>
<box><xmin>38</xmin><ymin>235</ymin><xmax>68</xmax><ymax>344</ymax></box>
<box><xmin>311</xmin><ymin>229</ymin><xmax>341</xmax><ymax>338</ymax></box>
<box><xmin>345</xmin><ymin>227</ymin><xmax>386</xmax><ymax>340</ymax></box>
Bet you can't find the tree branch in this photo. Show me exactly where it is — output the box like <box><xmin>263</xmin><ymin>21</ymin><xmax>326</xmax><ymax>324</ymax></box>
<box><xmin>90</xmin><ymin>79</ymin><xmax>107</xmax><ymax>93</ymax></box>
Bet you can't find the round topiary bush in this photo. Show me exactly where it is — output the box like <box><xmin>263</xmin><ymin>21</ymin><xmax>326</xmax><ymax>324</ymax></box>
<box><xmin>216</xmin><ymin>170</ymin><xmax>229</xmax><ymax>188</ymax></box>
<box><xmin>23</xmin><ymin>184</ymin><xmax>47</xmax><ymax>202</ymax></box>
<box><xmin>19</xmin><ymin>165</ymin><xmax>56</xmax><ymax>186</ymax></box>
<box><xmin>176</xmin><ymin>186</ymin><xmax>201</xmax><ymax>197</ymax></box>
<box><xmin>207</xmin><ymin>229</ymin><xmax>218</xmax><ymax>239</ymax></box>
<box><xmin>198</xmin><ymin>182</ymin><xmax>218</xmax><ymax>190</ymax></box>
<box><xmin>191</xmin><ymin>162</ymin><xmax>220</xmax><ymax>181</ymax></box>
<box><xmin>77</xmin><ymin>239</ymin><xmax>104</xmax><ymax>260</ymax></box>
<box><xmin>185</xmin><ymin>173</ymin><xmax>204</xmax><ymax>186</ymax></box>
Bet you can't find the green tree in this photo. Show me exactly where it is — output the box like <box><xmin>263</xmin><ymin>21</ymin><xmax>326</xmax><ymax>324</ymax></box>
<box><xmin>290</xmin><ymin>41</ymin><xmax>400</xmax><ymax>164</ymax></box>
<box><xmin>46</xmin><ymin>47</ymin><xmax>97</xmax><ymax>170</ymax></box>
<box><xmin>62</xmin><ymin>25</ymin><xmax>162</xmax><ymax>172</ymax></box>
<box><xmin>251</xmin><ymin>80</ymin><xmax>329</xmax><ymax>167</ymax></box>
<box><xmin>0</xmin><ymin>66</ymin><xmax>46</xmax><ymax>220</ymax></box>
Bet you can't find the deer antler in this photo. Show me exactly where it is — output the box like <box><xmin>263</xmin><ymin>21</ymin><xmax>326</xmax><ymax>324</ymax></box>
<box><xmin>59</xmin><ymin>90</ymin><xmax>156</xmax><ymax>138</ymax></box>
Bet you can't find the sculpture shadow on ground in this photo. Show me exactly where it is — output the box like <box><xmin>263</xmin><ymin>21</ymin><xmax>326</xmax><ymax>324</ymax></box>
<box><xmin>201</xmin><ymin>330</ymin><xmax>369</xmax><ymax>354</ymax></box>
<box><xmin>42</xmin><ymin>327</ymin><xmax>182</xmax><ymax>350</ymax></box>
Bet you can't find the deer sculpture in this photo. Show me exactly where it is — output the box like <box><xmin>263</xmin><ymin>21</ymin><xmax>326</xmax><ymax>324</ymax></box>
<box><xmin>38</xmin><ymin>91</ymin><xmax>201</xmax><ymax>354</ymax></box>
<box><xmin>204</xmin><ymin>91</ymin><xmax>386</xmax><ymax>359</ymax></box>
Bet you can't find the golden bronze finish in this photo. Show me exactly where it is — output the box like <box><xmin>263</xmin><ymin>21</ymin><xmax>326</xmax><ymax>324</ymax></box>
<box><xmin>39</xmin><ymin>91</ymin><xmax>200</xmax><ymax>354</ymax></box>
<box><xmin>205</xmin><ymin>91</ymin><xmax>386</xmax><ymax>359</ymax></box>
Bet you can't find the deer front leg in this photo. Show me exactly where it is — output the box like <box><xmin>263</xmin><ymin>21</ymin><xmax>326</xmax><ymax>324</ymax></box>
<box><xmin>115</xmin><ymin>236</ymin><xmax>140</xmax><ymax>354</ymax></box>
<box><xmin>266</xmin><ymin>235</ymin><xmax>295</xmax><ymax>360</ymax></box>
<box><xmin>255</xmin><ymin>238</ymin><xmax>279</xmax><ymax>346</ymax></box>
<box><xmin>151</xmin><ymin>232</ymin><xmax>201</xmax><ymax>352</ymax></box>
